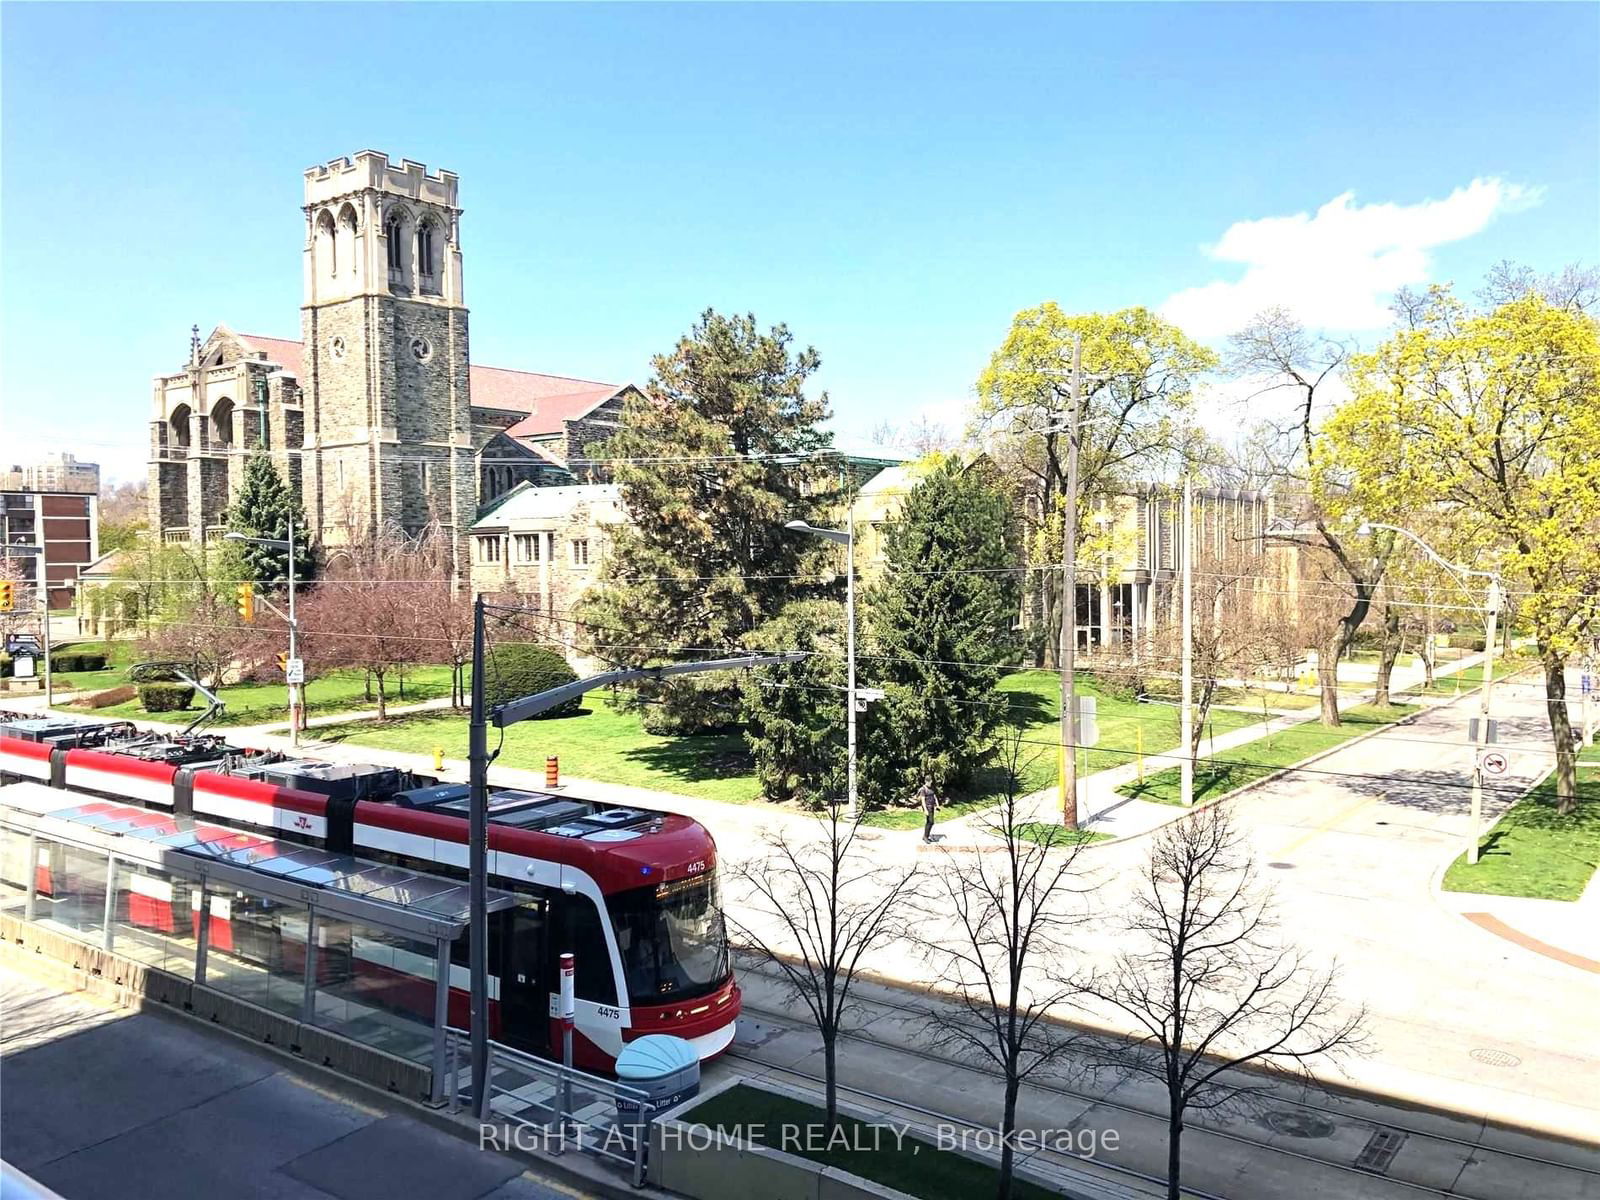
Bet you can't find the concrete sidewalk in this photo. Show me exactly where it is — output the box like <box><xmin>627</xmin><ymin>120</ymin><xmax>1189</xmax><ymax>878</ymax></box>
<box><xmin>940</xmin><ymin>648</ymin><xmax>1500</xmax><ymax>844</ymax></box>
<box><xmin>0</xmin><ymin>961</ymin><xmax>590</xmax><ymax>1200</ymax></box>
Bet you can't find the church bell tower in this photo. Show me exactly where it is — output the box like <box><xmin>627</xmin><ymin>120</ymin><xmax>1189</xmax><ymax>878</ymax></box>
<box><xmin>300</xmin><ymin>150</ymin><xmax>475</xmax><ymax>575</ymax></box>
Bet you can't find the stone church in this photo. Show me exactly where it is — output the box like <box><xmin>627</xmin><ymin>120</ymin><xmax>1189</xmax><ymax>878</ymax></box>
<box><xmin>147</xmin><ymin>150</ymin><xmax>639</xmax><ymax>579</ymax></box>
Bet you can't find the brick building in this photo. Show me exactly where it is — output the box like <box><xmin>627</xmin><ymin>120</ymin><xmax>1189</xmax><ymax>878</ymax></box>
<box><xmin>147</xmin><ymin>150</ymin><xmax>639</xmax><ymax>581</ymax></box>
<box><xmin>1</xmin><ymin>490</ymin><xmax>99</xmax><ymax>610</ymax></box>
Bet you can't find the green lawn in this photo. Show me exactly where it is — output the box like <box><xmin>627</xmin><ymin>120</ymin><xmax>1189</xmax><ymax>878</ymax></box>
<box><xmin>1443</xmin><ymin>768</ymin><xmax>1600</xmax><ymax>901</ymax></box>
<box><xmin>685</xmin><ymin>1085</ymin><xmax>1061</xmax><ymax>1200</ymax></box>
<box><xmin>1421</xmin><ymin>657</ymin><xmax>1537</xmax><ymax>697</ymax></box>
<box><xmin>993</xmin><ymin>669</ymin><xmax>1263</xmax><ymax>794</ymax></box>
<box><xmin>59</xmin><ymin>664</ymin><xmax>460</xmax><ymax>728</ymax></box>
<box><xmin>324</xmin><ymin>667</ymin><xmax>1264</xmax><ymax>821</ymax></box>
<box><xmin>1117</xmin><ymin>702</ymin><xmax>1417</xmax><ymax>807</ymax></box>
<box><xmin>317</xmin><ymin>695</ymin><xmax>761</xmax><ymax>806</ymax></box>
<box><xmin>1016</xmin><ymin>822</ymin><xmax>1113</xmax><ymax>847</ymax></box>
<box><xmin>47</xmin><ymin>638</ymin><xmax>140</xmax><ymax>693</ymax></box>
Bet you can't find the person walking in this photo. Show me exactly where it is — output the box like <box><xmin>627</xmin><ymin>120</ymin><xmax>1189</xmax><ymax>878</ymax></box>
<box><xmin>916</xmin><ymin>776</ymin><xmax>940</xmax><ymax>844</ymax></box>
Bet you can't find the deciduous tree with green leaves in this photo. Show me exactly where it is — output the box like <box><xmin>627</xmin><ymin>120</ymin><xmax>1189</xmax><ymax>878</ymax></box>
<box><xmin>974</xmin><ymin>305</ymin><xmax>1214</xmax><ymax>667</ymax></box>
<box><xmin>579</xmin><ymin>310</ymin><xmax>840</xmax><ymax>733</ymax></box>
<box><xmin>861</xmin><ymin>455</ymin><xmax>1019</xmax><ymax>804</ymax></box>
<box><xmin>1345</xmin><ymin>285</ymin><xmax>1600</xmax><ymax>810</ymax></box>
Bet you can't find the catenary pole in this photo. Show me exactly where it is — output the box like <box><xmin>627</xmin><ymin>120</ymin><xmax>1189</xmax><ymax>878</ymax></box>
<box><xmin>845</xmin><ymin>496</ymin><xmax>858</xmax><ymax>821</ymax></box>
<box><xmin>467</xmin><ymin>593</ymin><xmax>490</xmax><ymax>1116</ymax></box>
<box><xmin>1467</xmin><ymin>581</ymin><xmax>1502</xmax><ymax>865</ymax></box>
<box><xmin>1180</xmin><ymin>478</ymin><xmax>1194</xmax><ymax>807</ymax></box>
<box><xmin>287</xmin><ymin>516</ymin><xmax>300</xmax><ymax>747</ymax></box>
<box><xmin>1060</xmin><ymin>333</ymin><xmax>1083</xmax><ymax>827</ymax></box>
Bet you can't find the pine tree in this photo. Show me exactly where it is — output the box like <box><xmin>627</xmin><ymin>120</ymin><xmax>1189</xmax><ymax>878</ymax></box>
<box><xmin>224</xmin><ymin>454</ymin><xmax>316</xmax><ymax>587</ymax></box>
<box><xmin>740</xmin><ymin>598</ymin><xmax>847</xmax><ymax>807</ymax></box>
<box><xmin>862</xmin><ymin>455</ymin><xmax>1019</xmax><ymax>805</ymax></box>
<box><xmin>579</xmin><ymin>309</ymin><xmax>841</xmax><ymax>733</ymax></box>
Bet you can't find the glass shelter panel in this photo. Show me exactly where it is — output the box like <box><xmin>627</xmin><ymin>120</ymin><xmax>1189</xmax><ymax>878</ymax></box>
<box><xmin>110</xmin><ymin>863</ymin><xmax>197</xmax><ymax>980</ymax></box>
<box><xmin>201</xmin><ymin>882</ymin><xmax>308</xmax><ymax>1020</ymax></box>
<box><xmin>312</xmin><ymin>916</ymin><xmax>439</xmax><ymax>1063</ymax></box>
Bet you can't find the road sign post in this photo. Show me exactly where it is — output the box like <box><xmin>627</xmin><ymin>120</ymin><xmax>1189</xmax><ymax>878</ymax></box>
<box><xmin>1480</xmin><ymin>751</ymin><xmax>1508</xmax><ymax>776</ymax></box>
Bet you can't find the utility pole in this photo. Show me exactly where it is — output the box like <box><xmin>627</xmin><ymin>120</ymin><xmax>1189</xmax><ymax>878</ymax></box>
<box><xmin>1180</xmin><ymin>478</ymin><xmax>1194</xmax><ymax>806</ymax></box>
<box><xmin>1467</xmin><ymin>580</ymin><xmax>1502</xmax><ymax>866</ymax></box>
<box><xmin>1059</xmin><ymin>333</ymin><xmax>1083</xmax><ymax>828</ymax></box>
<box><xmin>467</xmin><ymin>594</ymin><xmax>490</xmax><ymax>1115</ymax></box>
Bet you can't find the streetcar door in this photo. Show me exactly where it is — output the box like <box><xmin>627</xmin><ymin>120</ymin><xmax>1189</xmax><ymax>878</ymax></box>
<box><xmin>499</xmin><ymin>900</ymin><xmax>550</xmax><ymax>1056</ymax></box>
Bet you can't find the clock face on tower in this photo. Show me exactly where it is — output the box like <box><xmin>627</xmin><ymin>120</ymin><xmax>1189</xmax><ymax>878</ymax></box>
<box><xmin>410</xmin><ymin>335</ymin><xmax>433</xmax><ymax>363</ymax></box>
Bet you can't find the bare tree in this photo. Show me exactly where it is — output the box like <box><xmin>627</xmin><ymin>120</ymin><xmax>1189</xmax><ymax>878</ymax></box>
<box><xmin>728</xmin><ymin>803</ymin><xmax>919</xmax><ymax>1130</ymax></box>
<box><xmin>915</xmin><ymin>731</ymin><xmax>1093</xmax><ymax>1200</ymax></box>
<box><xmin>407</xmin><ymin>522</ymin><xmax>474</xmax><ymax>708</ymax></box>
<box><xmin>1086</xmin><ymin>806</ymin><xmax>1368</xmax><ymax>1200</ymax></box>
<box><xmin>1227</xmin><ymin>308</ymin><xmax>1392</xmax><ymax>725</ymax></box>
<box><xmin>299</xmin><ymin>524</ymin><xmax>428</xmax><ymax>719</ymax></box>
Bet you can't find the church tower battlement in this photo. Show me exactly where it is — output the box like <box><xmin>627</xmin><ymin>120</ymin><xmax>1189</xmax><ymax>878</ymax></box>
<box><xmin>300</xmin><ymin>149</ymin><xmax>475</xmax><ymax>573</ymax></box>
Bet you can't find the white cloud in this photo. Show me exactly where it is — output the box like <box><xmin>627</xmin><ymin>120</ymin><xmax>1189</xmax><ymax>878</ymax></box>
<box><xmin>1161</xmin><ymin>178</ymin><xmax>1542</xmax><ymax>339</ymax></box>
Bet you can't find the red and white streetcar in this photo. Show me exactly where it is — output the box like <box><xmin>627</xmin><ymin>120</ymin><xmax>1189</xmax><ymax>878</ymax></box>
<box><xmin>0</xmin><ymin>715</ymin><xmax>739</xmax><ymax>1071</ymax></box>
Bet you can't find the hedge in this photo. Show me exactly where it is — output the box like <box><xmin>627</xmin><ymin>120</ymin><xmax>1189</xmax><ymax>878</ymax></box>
<box><xmin>483</xmin><ymin>644</ymin><xmax>579</xmax><ymax>716</ymax></box>
<box><xmin>139</xmin><ymin>683</ymin><xmax>196</xmax><ymax>713</ymax></box>
<box><xmin>49</xmin><ymin>652</ymin><xmax>109</xmax><ymax>673</ymax></box>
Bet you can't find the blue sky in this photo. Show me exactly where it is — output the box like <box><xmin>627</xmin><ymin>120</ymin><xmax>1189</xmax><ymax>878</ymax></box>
<box><xmin>3</xmin><ymin>2</ymin><xmax>1597</xmax><ymax>482</ymax></box>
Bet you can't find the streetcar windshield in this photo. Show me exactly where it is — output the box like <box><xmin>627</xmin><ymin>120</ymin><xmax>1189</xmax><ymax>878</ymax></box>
<box><xmin>607</xmin><ymin>872</ymin><xmax>729</xmax><ymax>1005</ymax></box>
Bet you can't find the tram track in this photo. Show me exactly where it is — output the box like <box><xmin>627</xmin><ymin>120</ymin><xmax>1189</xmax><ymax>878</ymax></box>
<box><xmin>733</xmin><ymin>989</ymin><xmax>1600</xmax><ymax>1200</ymax></box>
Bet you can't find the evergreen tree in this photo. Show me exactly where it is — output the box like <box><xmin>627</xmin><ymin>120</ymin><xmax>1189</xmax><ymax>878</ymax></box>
<box><xmin>580</xmin><ymin>309</ymin><xmax>840</xmax><ymax>733</ymax></box>
<box><xmin>740</xmin><ymin>598</ymin><xmax>846</xmax><ymax>807</ymax></box>
<box><xmin>224</xmin><ymin>454</ymin><xmax>316</xmax><ymax>587</ymax></box>
<box><xmin>862</xmin><ymin>456</ymin><xmax>1019</xmax><ymax>805</ymax></box>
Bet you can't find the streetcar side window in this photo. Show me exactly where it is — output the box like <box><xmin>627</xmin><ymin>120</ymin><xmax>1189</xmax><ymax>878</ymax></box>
<box><xmin>553</xmin><ymin>894</ymin><xmax>617</xmax><ymax>1006</ymax></box>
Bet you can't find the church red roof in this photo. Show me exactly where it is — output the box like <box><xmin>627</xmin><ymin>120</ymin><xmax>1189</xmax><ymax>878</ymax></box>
<box><xmin>236</xmin><ymin>334</ymin><xmax>626</xmax><ymax>437</ymax></box>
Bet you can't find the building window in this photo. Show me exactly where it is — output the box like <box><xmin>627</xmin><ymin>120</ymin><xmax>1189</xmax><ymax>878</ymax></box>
<box><xmin>571</xmin><ymin>538</ymin><xmax>590</xmax><ymax>567</ymax></box>
<box><xmin>418</xmin><ymin>222</ymin><xmax>435</xmax><ymax>277</ymax></box>
<box><xmin>385</xmin><ymin>214</ymin><xmax>404</xmax><ymax>270</ymax></box>
<box><xmin>477</xmin><ymin>536</ymin><xmax>502</xmax><ymax>564</ymax></box>
<box><xmin>514</xmin><ymin>534</ymin><xmax>541</xmax><ymax>564</ymax></box>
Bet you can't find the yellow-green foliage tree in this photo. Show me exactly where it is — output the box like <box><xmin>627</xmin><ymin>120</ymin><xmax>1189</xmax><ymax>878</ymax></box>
<box><xmin>1345</xmin><ymin>286</ymin><xmax>1600</xmax><ymax>811</ymax></box>
<box><xmin>974</xmin><ymin>305</ymin><xmax>1214</xmax><ymax>667</ymax></box>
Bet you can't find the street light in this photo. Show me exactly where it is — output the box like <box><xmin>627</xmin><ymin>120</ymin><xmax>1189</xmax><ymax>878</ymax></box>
<box><xmin>225</xmin><ymin>516</ymin><xmax>301</xmax><ymax>746</ymax></box>
<box><xmin>785</xmin><ymin>515</ymin><xmax>859</xmax><ymax>820</ymax></box>
<box><xmin>1358</xmin><ymin>521</ymin><xmax>1504</xmax><ymax>865</ymax></box>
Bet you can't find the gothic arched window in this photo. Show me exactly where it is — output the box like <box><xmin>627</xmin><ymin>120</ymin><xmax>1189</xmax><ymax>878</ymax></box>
<box><xmin>385</xmin><ymin>213</ymin><xmax>404</xmax><ymax>271</ymax></box>
<box><xmin>211</xmin><ymin>397</ymin><xmax>234</xmax><ymax>447</ymax></box>
<box><xmin>316</xmin><ymin>210</ymin><xmax>338</xmax><ymax>281</ymax></box>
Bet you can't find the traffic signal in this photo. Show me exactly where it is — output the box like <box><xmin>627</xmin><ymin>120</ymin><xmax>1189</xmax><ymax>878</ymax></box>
<box><xmin>276</xmin><ymin>651</ymin><xmax>289</xmax><ymax>674</ymax></box>
<box><xmin>235</xmin><ymin>583</ymin><xmax>255</xmax><ymax>622</ymax></box>
<box><xmin>0</xmin><ymin>580</ymin><xmax>12</xmax><ymax>612</ymax></box>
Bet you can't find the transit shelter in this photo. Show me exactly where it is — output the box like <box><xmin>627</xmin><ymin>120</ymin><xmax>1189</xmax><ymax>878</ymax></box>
<box><xmin>0</xmin><ymin>781</ymin><xmax>518</xmax><ymax>1100</ymax></box>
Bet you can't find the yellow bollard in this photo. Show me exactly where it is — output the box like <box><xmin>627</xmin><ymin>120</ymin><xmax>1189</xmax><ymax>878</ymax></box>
<box><xmin>1136</xmin><ymin>725</ymin><xmax>1144</xmax><ymax>782</ymax></box>
<box><xmin>433</xmin><ymin>747</ymin><xmax>443</xmax><ymax>772</ymax></box>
